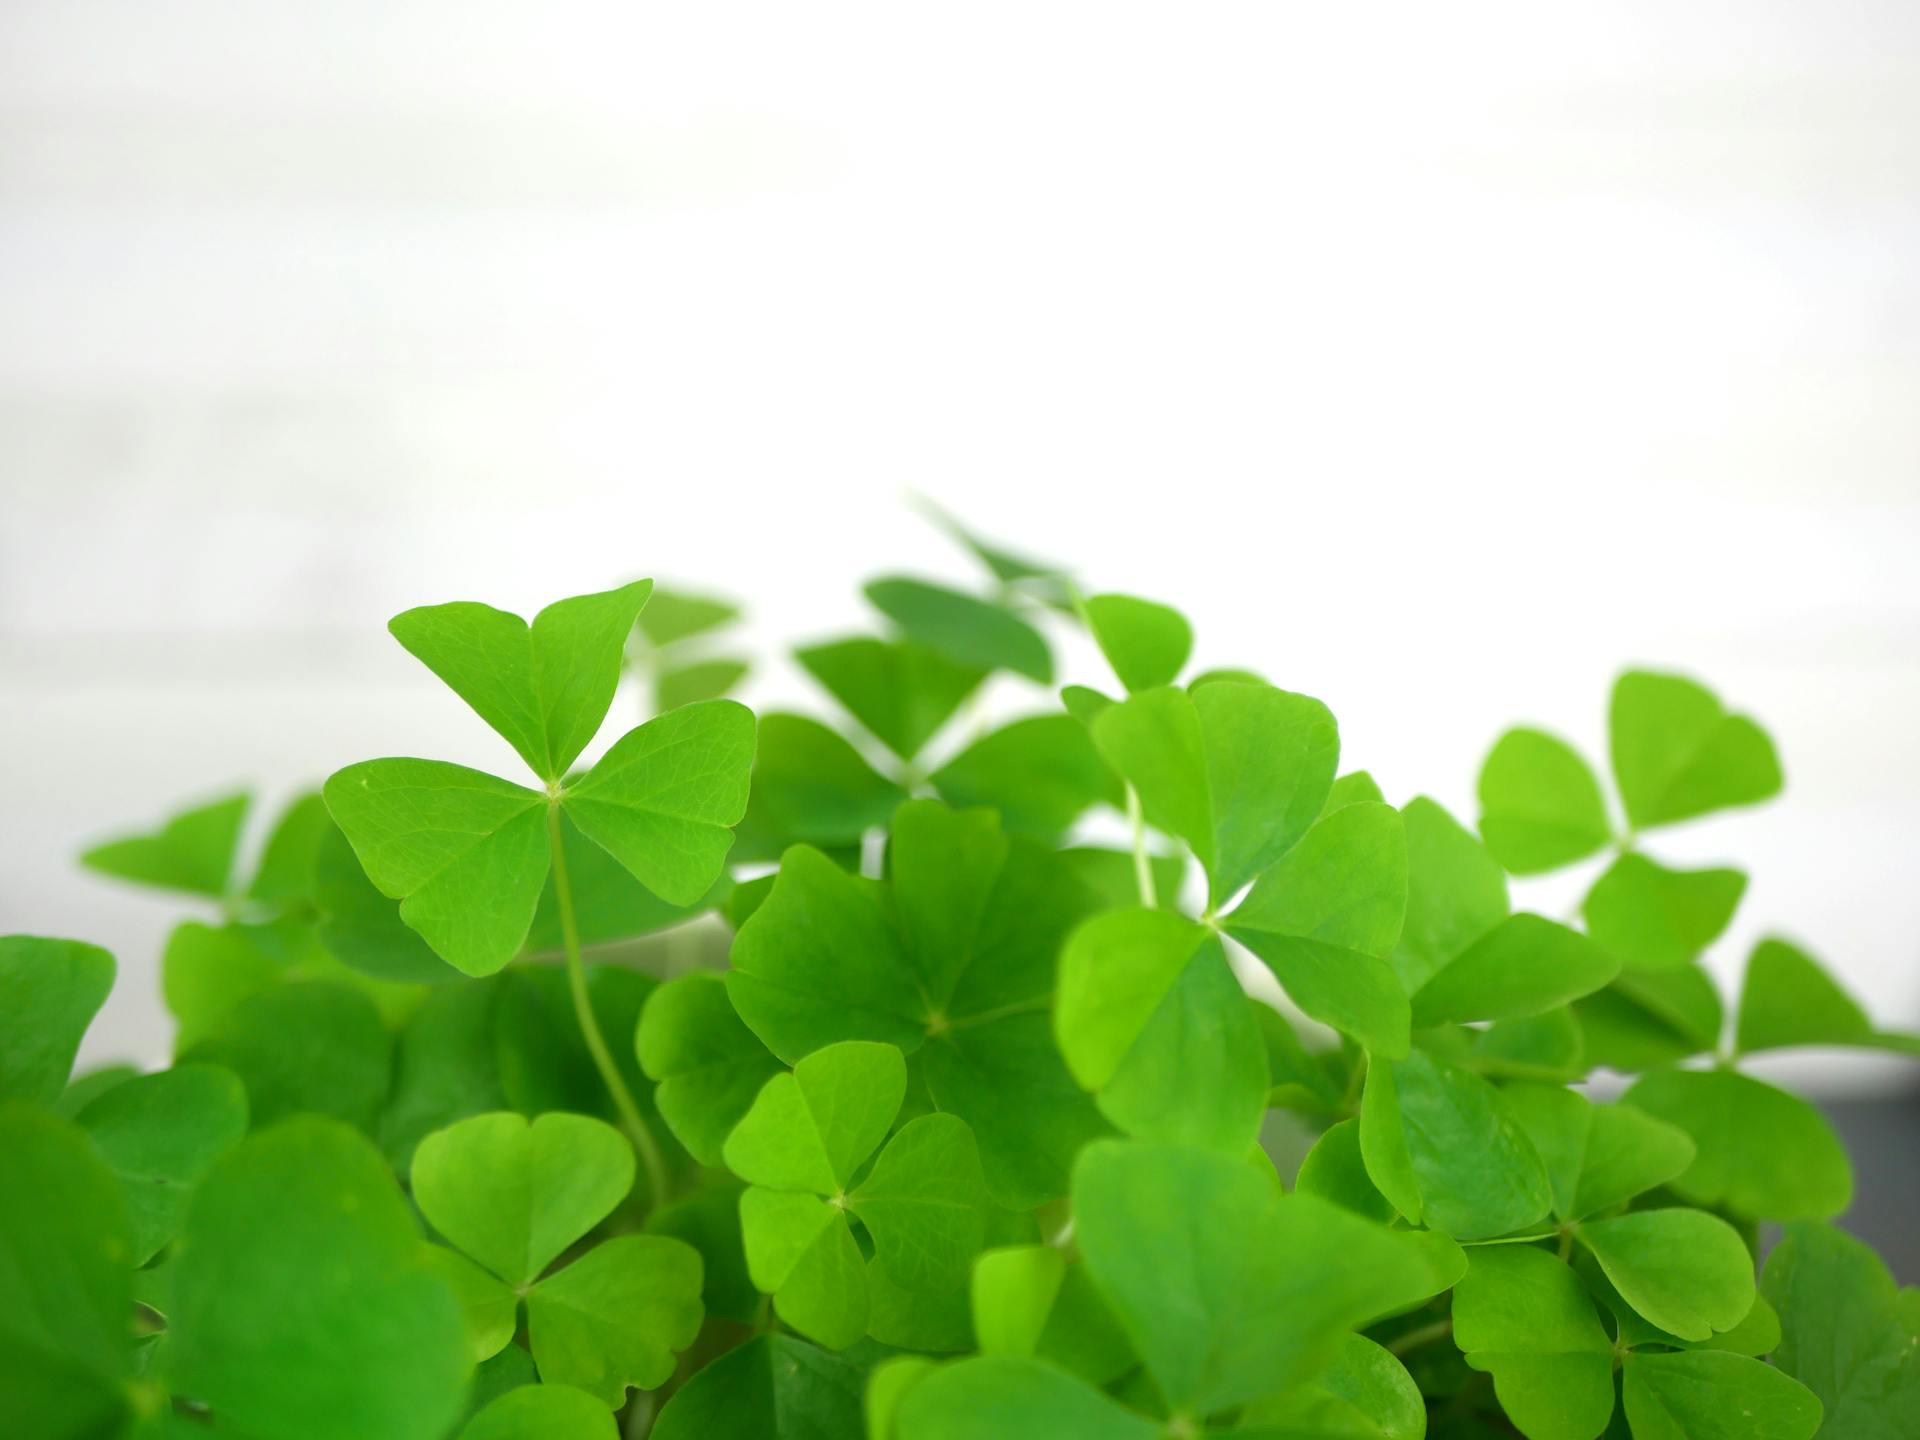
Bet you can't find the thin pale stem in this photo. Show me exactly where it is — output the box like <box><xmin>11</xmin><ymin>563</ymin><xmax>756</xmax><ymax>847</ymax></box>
<box><xmin>1126</xmin><ymin>784</ymin><xmax>1157</xmax><ymax>908</ymax></box>
<box><xmin>546</xmin><ymin>801</ymin><xmax>669</xmax><ymax>1209</ymax></box>
<box><xmin>1387</xmin><ymin>1316</ymin><xmax>1454</xmax><ymax>1357</ymax></box>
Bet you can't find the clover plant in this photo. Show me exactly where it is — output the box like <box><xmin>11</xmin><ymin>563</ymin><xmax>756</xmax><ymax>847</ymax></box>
<box><xmin>6</xmin><ymin>521</ymin><xmax>1917</xmax><ymax>1440</ymax></box>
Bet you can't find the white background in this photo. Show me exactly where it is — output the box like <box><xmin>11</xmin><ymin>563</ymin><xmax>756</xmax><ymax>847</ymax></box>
<box><xmin>2</xmin><ymin>1</ymin><xmax>1916</xmax><ymax>1085</ymax></box>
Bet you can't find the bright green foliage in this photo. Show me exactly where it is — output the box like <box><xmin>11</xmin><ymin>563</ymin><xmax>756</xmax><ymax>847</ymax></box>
<box><xmin>736</xmin><ymin>712</ymin><xmax>906</xmax><ymax>858</ymax></box>
<box><xmin>0</xmin><ymin>935</ymin><xmax>115</xmax><ymax>1103</ymax></box>
<box><xmin>1453</xmin><ymin>1246</ymin><xmax>1615</xmax><ymax>1440</ymax></box>
<box><xmin>1410</xmin><ymin>913</ymin><xmax>1619</xmax><ymax>1027</ymax></box>
<box><xmin>1763</xmin><ymin>1221</ymin><xmax>1920</xmax><ymax>1437</ymax></box>
<box><xmin>411</xmin><ymin>1112</ymin><xmax>701</xmax><ymax>1405</ymax></box>
<box><xmin>0</xmin><ymin>1105</ymin><xmax>137</xmax><ymax>1440</ymax></box>
<box><xmin>731</xmin><ymin>802</ymin><xmax>1105</xmax><ymax>1208</ymax></box>
<box><xmin>1576</xmin><ymin>1209</ymin><xmax>1756</xmax><ymax>1341</ymax></box>
<box><xmin>865</xmin><ymin>576</ymin><xmax>1053</xmax><ymax>683</ymax></box>
<box><xmin>389</xmin><ymin>580</ymin><xmax>653</xmax><ymax>781</ymax></box>
<box><xmin>1622</xmin><ymin>1350</ymin><xmax>1822</xmax><ymax>1440</ymax></box>
<box><xmin>81</xmin><ymin>790</ymin><xmax>251</xmax><ymax>897</ymax></box>
<box><xmin>1583</xmin><ymin>854</ymin><xmax>1746</xmax><ymax>972</ymax></box>
<box><xmin>1072</xmin><ymin>1141</ymin><xmax>1442</xmax><ymax>1417</ymax></box>
<box><xmin>1735</xmin><ymin>936</ymin><xmax>1920</xmax><ymax>1056</ymax></box>
<box><xmin>1623</xmin><ymin>1068</ymin><xmax>1852</xmax><ymax>1220</ymax></box>
<box><xmin>1392</xmin><ymin>796</ymin><xmax>1510</xmax><ymax>994</ymax></box>
<box><xmin>17</xmin><ymin>556</ymin><xmax>1909</xmax><ymax>1440</ymax></box>
<box><xmin>930</xmin><ymin>715</ymin><xmax>1117</xmax><ymax>838</ymax></box>
<box><xmin>1359</xmin><ymin>1050</ymin><xmax>1553</xmax><ymax>1239</ymax></box>
<box><xmin>167</xmin><ymin>1117</ymin><xmax>472</xmax><ymax>1440</ymax></box>
<box><xmin>796</xmin><ymin>636</ymin><xmax>985</xmax><ymax>760</ymax></box>
<box><xmin>726</xmin><ymin>1041</ymin><xmax>987</xmax><ymax>1350</ymax></box>
<box><xmin>1476</xmin><ymin>727</ymin><xmax>1612</xmax><ymax>873</ymax></box>
<box><xmin>1082</xmin><ymin>592</ymin><xmax>1192</xmax><ymax>692</ymax></box>
<box><xmin>74</xmin><ymin>1063</ymin><xmax>248</xmax><ymax>1263</ymax></box>
<box><xmin>460</xmin><ymin>1384</ymin><xmax>618</xmax><ymax>1440</ymax></box>
<box><xmin>1092</xmin><ymin>680</ymin><xmax>1339</xmax><ymax>906</ymax></box>
<box><xmin>1609</xmin><ymin>670</ymin><xmax>1784</xmax><ymax>830</ymax></box>
<box><xmin>637</xmin><ymin>972</ymin><xmax>783</xmax><ymax>1165</ymax></box>
<box><xmin>1055</xmin><ymin>908</ymin><xmax>1267</xmax><ymax>1151</ymax></box>
<box><xmin>1223</xmin><ymin>801</ymin><xmax>1412</xmax><ymax>1058</ymax></box>
<box><xmin>651</xmin><ymin>1334</ymin><xmax>864</xmax><ymax>1439</ymax></box>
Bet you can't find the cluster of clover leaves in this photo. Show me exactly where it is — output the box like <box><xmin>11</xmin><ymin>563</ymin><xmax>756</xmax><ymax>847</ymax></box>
<box><xmin>5</xmin><ymin>514</ymin><xmax>1918</xmax><ymax>1440</ymax></box>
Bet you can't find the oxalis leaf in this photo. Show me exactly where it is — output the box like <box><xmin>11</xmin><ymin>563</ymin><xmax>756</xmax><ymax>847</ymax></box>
<box><xmin>324</xmin><ymin>698</ymin><xmax>752</xmax><ymax>976</ymax></box>
<box><xmin>1452</xmin><ymin>1245</ymin><xmax>1616</xmax><ymax>1440</ymax></box>
<box><xmin>0</xmin><ymin>935</ymin><xmax>115</xmax><ymax>1104</ymax></box>
<box><xmin>410</xmin><ymin>1112</ymin><xmax>702</xmax><ymax>1404</ymax></box>
<box><xmin>1476</xmin><ymin>726</ymin><xmax>1613</xmax><ymax>875</ymax></box>
<box><xmin>724</xmin><ymin>1041</ymin><xmax>987</xmax><ymax>1350</ymax></box>
<box><xmin>651</xmin><ymin>1333</ymin><xmax>865</xmax><ymax>1440</ymax></box>
<box><xmin>166</xmin><ymin>1116</ymin><xmax>472</xmax><ymax>1440</ymax></box>
<box><xmin>1070</xmin><ymin>1140</ymin><xmax>1450</xmax><ymax>1419</ymax></box>
<box><xmin>1091</xmin><ymin>679</ymin><xmax>1339</xmax><ymax>907</ymax></box>
<box><xmin>729</xmin><ymin>801</ymin><xmax>1108</xmax><ymax>1209</ymax></box>
<box><xmin>1609</xmin><ymin>669</ymin><xmax>1783</xmax><ymax>831</ymax></box>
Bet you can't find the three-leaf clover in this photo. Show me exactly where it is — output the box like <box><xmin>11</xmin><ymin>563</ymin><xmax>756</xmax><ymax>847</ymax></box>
<box><xmin>411</xmin><ymin>1111</ymin><xmax>703</xmax><ymax>1406</ymax></box>
<box><xmin>324</xmin><ymin>582</ymin><xmax>755</xmax><ymax>976</ymax></box>
<box><xmin>724</xmin><ymin>1040</ymin><xmax>987</xmax><ymax>1350</ymax></box>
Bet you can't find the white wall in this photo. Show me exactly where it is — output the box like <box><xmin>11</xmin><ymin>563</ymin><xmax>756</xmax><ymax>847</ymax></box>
<box><xmin>2</xmin><ymin>1</ymin><xmax>1917</xmax><ymax>1088</ymax></box>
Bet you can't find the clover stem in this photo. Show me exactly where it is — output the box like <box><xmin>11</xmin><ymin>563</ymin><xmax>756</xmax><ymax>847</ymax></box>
<box><xmin>545</xmin><ymin>802</ymin><xmax>670</xmax><ymax>1210</ymax></box>
<box><xmin>1125</xmin><ymin>784</ymin><xmax>1157</xmax><ymax>908</ymax></box>
<box><xmin>1386</xmin><ymin>1316</ymin><xmax>1453</xmax><ymax>1357</ymax></box>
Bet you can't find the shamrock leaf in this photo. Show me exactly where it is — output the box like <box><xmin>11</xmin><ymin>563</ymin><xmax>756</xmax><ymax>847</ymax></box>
<box><xmin>1072</xmin><ymin>1140</ymin><xmax>1448</xmax><ymax>1417</ymax></box>
<box><xmin>80</xmin><ymin>790</ymin><xmax>251</xmax><ymax>898</ymax></box>
<box><xmin>1391</xmin><ymin>797</ymin><xmax>1510</xmax><ymax>995</ymax></box>
<box><xmin>864</xmin><ymin>576</ymin><xmax>1053</xmax><ymax>682</ymax></box>
<box><xmin>1243</xmin><ymin>1333</ymin><xmax>1426</xmax><ymax>1440</ymax></box>
<box><xmin>412</xmin><ymin>1112</ymin><xmax>635</xmax><ymax>1288</ymax></box>
<box><xmin>1359</xmin><ymin>1049</ymin><xmax>1554</xmax><ymax>1239</ymax></box>
<box><xmin>1575</xmin><ymin>1209</ymin><xmax>1756</xmax><ymax>1341</ymax></box>
<box><xmin>1734</xmin><ymin>936</ymin><xmax>1920</xmax><ymax>1057</ymax></box>
<box><xmin>1453</xmin><ymin>1245</ymin><xmax>1616</xmax><ymax>1440</ymax></box>
<box><xmin>313</xmin><ymin>822</ymin><xmax>452</xmax><ymax>984</ymax></box>
<box><xmin>930</xmin><ymin>714</ymin><xmax>1119</xmax><ymax>839</ymax></box>
<box><xmin>650</xmin><ymin>1334</ymin><xmax>865</xmax><ymax>1440</ymax></box>
<box><xmin>970</xmin><ymin>1246</ymin><xmax>1135</xmax><ymax>1386</ymax></box>
<box><xmin>1582</xmin><ymin>855</ymin><xmax>1746</xmax><ymax>973</ymax></box>
<box><xmin>645</xmin><ymin>1183</ymin><xmax>761</xmax><ymax>1326</ymax></box>
<box><xmin>1054</xmin><ymin>908</ymin><xmax>1269</xmax><ymax>1152</ymax></box>
<box><xmin>1499</xmin><ymin>1083</ymin><xmax>1697</xmax><ymax>1222</ymax></box>
<box><xmin>1082</xmin><ymin>592</ymin><xmax>1193</xmax><ymax>692</ymax></box>
<box><xmin>1409</xmin><ymin>913</ymin><xmax>1619</xmax><ymax>1028</ymax></box>
<box><xmin>732</xmin><ymin>713</ymin><xmax>906</xmax><ymax>862</ymax></box>
<box><xmin>459</xmin><ymin>1384</ymin><xmax>617</xmax><ymax>1440</ymax></box>
<box><xmin>724</xmin><ymin>1041</ymin><xmax>988</xmax><ymax>1349</ymax></box>
<box><xmin>167</xmin><ymin>1117</ymin><xmax>471</xmax><ymax>1440</ymax></box>
<box><xmin>1091</xmin><ymin>680</ymin><xmax>1339</xmax><ymax>906</ymax></box>
<box><xmin>388</xmin><ymin>580</ymin><xmax>653</xmax><ymax>781</ymax></box>
<box><xmin>1609</xmin><ymin>670</ymin><xmax>1783</xmax><ymax>831</ymax></box>
<box><xmin>894</xmin><ymin>1356</ymin><xmax>1162</xmax><ymax>1440</ymax></box>
<box><xmin>326</xmin><ymin>700</ymin><xmax>752</xmax><ymax>976</ymax></box>
<box><xmin>1575</xmin><ymin>967</ymin><xmax>1725</xmax><ymax>1073</ymax></box>
<box><xmin>634</xmin><ymin>587</ymin><xmax>739</xmax><ymax>648</ymax></box>
<box><xmin>637</xmin><ymin>973</ymin><xmax>783</xmax><ymax>1166</ymax></box>
<box><xmin>730</xmin><ymin>802</ymin><xmax>1107</xmax><ymax>1208</ymax></box>
<box><xmin>0</xmin><ymin>1104</ymin><xmax>137</xmax><ymax>1440</ymax></box>
<box><xmin>1622</xmin><ymin>1069</ymin><xmax>1851</xmax><ymax>1221</ymax></box>
<box><xmin>1296</xmin><ymin>1117</ymin><xmax>1397</xmax><ymax>1224</ymax></box>
<box><xmin>74</xmin><ymin>1063</ymin><xmax>248</xmax><ymax>1264</ymax></box>
<box><xmin>796</xmin><ymin>636</ymin><xmax>986</xmax><ymax>760</ymax></box>
<box><xmin>657</xmin><ymin>657</ymin><xmax>751</xmax><ymax>711</ymax></box>
<box><xmin>1763</xmin><ymin>1220</ymin><xmax>1920</xmax><ymax>1438</ymax></box>
<box><xmin>410</xmin><ymin>1111</ymin><xmax>701</xmax><ymax>1405</ymax></box>
<box><xmin>1621</xmin><ymin>1350</ymin><xmax>1821</xmax><ymax>1440</ymax></box>
<box><xmin>184</xmin><ymin>980</ymin><xmax>391</xmax><ymax>1132</ymax></box>
<box><xmin>1222</xmin><ymin>800</ymin><xmax>1412</xmax><ymax>1058</ymax></box>
<box><xmin>0</xmin><ymin>935</ymin><xmax>114</xmax><ymax>1104</ymax></box>
<box><xmin>1476</xmin><ymin>727</ymin><xmax>1613</xmax><ymax>874</ymax></box>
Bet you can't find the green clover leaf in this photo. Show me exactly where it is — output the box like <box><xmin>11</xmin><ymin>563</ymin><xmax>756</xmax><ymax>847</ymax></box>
<box><xmin>410</xmin><ymin>1111</ymin><xmax>702</xmax><ymax>1406</ymax></box>
<box><xmin>1081</xmin><ymin>592</ymin><xmax>1192</xmax><ymax>693</ymax></box>
<box><xmin>929</xmin><ymin>714</ymin><xmax>1119</xmax><ymax>839</ymax></box>
<box><xmin>1582</xmin><ymin>854</ymin><xmax>1746</xmax><ymax>973</ymax></box>
<box><xmin>864</xmin><ymin>576</ymin><xmax>1053</xmax><ymax>683</ymax></box>
<box><xmin>0</xmin><ymin>935</ymin><xmax>114</xmax><ymax>1104</ymax></box>
<box><xmin>1734</xmin><ymin>936</ymin><xmax>1920</xmax><ymax>1058</ymax></box>
<box><xmin>80</xmin><ymin>790</ymin><xmax>251</xmax><ymax>899</ymax></box>
<box><xmin>458</xmin><ymin>1384</ymin><xmax>617</xmax><ymax>1440</ymax></box>
<box><xmin>1452</xmin><ymin>1245</ymin><xmax>1616</xmax><ymax>1440</ymax></box>
<box><xmin>1476</xmin><ymin>726</ymin><xmax>1613</xmax><ymax>874</ymax></box>
<box><xmin>1409</xmin><ymin>912</ymin><xmax>1619</xmax><ymax>1028</ymax></box>
<box><xmin>1091</xmin><ymin>680</ymin><xmax>1339</xmax><ymax>907</ymax></box>
<box><xmin>796</xmin><ymin>635</ymin><xmax>986</xmax><ymax>761</ymax></box>
<box><xmin>1609</xmin><ymin>670</ymin><xmax>1784</xmax><ymax>831</ymax></box>
<box><xmin>650</xmin><ymin>1334</ymin><xmax>865</xmax><ymax>1440</ymax></box>
<box><xmin>637</xmin><ymin>972</ymin><xmax>783</xmax><ymax>1166</ymax></box>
